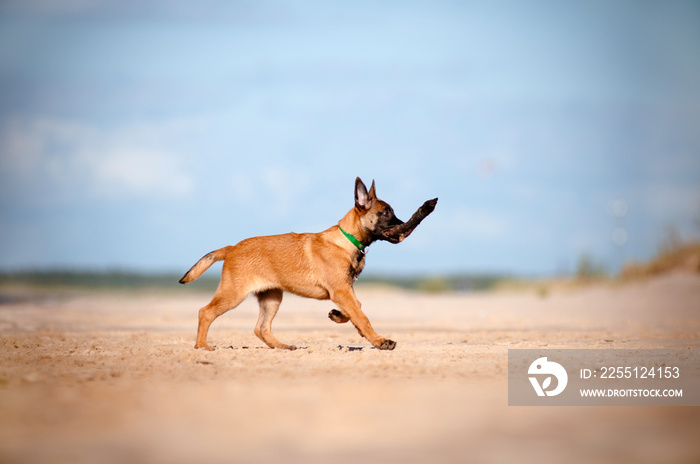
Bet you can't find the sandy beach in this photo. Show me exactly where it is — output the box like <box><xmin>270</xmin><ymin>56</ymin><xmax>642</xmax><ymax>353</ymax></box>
<box><xmin>1</xmin><ymin>272</ymin><xmax>699</xmax><ymax>463</ymax></box>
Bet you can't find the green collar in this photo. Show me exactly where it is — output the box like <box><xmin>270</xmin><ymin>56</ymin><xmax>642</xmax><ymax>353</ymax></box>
<box><xmin>339</xmin><ymin>227</ymin><xmax>366</xmax><ymax>252</ymax></box>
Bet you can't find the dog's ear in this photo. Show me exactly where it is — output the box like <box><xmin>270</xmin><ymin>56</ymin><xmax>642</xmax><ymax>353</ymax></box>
<box><xmin>355</xmin><ymin>177</ymin><xmax>373</xmax><ymax>210</ymax></box>
<box><xmin>368</xmin><ymin>180</ymin><xmax>377</xmax><ymax>200</ymax></box>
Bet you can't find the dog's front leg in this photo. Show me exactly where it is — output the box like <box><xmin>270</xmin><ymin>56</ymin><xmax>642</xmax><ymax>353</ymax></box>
<box><xmin>328</xmin><ymin>309</ymin><xmax>350</xmax><ymax>323</ymax></box>
<box><xmin>331</xmin><ymin>288</ymin><xmax>396</xmax><ymax>350</ymax></box>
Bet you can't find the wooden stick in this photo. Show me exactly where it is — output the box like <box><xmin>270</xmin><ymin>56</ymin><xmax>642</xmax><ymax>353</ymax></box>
<box><xmin>380</xmin><ymin>198</ymin><xmax>438</xmax><ymax>243</ymax></box>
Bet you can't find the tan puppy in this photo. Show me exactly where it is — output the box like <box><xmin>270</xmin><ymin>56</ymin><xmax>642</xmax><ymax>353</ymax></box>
<box><xmin>180</xmin><ymin>177</ymin><xmax>405</xmax><ymax>351</ymax></box>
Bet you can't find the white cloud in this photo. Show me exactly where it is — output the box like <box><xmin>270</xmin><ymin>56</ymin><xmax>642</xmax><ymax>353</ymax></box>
<box><xmin>87</xmin><ymin>148</ymin><xmax>193</xmax><ymax>198</ymax></box>
<box><xmin>0</xmin><ymin>116</ymin><xmax>194</xmax><ymax>202</ymax></box>
<box><xmin>1</xmin><ymin>117</ymin><xmax>91</xmax><ymax>180</ymax></box>
<box><xmin>230</xmin><ymin>165</ymin><xmax>312</xmax><ymax>217</ymax></box>
<box><xmin>260</xmin><ymin>165</ymin><xmax>310</xmax><ymax>200</ymax></box>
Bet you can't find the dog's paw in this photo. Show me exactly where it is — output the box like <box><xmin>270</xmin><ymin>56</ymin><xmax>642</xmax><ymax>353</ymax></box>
<box><xmin>328</xmin><ymin>309</ymin><xmax>350</xmax><ymax>324</ymax></box>
<box><xmin>195</xmin><ymin>343</ymin><xmax>215</xmax><ymax>351</ymax></box>
<box><xmin>378</xmin><ymin>339</ymin><xmax>397</xmax><ymax>351</ymax></box>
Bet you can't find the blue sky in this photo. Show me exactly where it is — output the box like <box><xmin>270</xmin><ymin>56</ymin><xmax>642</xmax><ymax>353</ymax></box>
<box><xmin>1</xmin><ymin>0</ymin><xmax>699</xmax><ymax>276</ymax></box>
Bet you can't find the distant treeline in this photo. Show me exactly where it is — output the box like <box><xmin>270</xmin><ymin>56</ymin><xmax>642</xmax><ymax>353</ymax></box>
<box><xmin>0</xmin><ymin>270</ymin><xmax>219</xmax><ymax>292</ymax></box>
<box><xmin>0</xmin><ymin>270</ymin><xmax>508</xmax><ymax>293</ymax></box>
<box><xmin>358</xmin><ymin>274</ymin><xmax>507</xmax><ymax>292</ymax></box>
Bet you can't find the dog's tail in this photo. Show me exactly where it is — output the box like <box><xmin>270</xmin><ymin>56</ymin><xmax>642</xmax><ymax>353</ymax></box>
<box><xmin>179</xmin><ymin>247</ymin><xmax>229</xmax><ymax>284</ymax></box>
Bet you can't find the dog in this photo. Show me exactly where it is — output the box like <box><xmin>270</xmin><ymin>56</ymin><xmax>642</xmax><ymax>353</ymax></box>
<box><xmin>179</xmin><ymin>177</ymin><xmax>406</xmax><ymax>351</ymax></box>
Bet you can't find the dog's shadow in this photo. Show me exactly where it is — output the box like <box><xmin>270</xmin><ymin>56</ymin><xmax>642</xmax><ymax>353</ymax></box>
<box><xmin>221</xmin><ymin>345</ymin><xmax>367</xmax><ymax>352</ymax></box>
<box><xmin>337</xmin><ymin>345</ymin><xmax>364</xmax><ymax>352</ymax></box>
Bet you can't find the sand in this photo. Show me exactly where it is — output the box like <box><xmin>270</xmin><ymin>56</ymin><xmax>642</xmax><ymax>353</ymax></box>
<box><xmin>1</xmin><ymin>273</ymin><xmax>699</xmax><ymax>463</ymax></box>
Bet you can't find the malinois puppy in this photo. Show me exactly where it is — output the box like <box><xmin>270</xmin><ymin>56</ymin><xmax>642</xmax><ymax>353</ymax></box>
<box><xmin>179</xmin><ymin>177</ymin><xmax>405</xmax><ymax>351</ymax></box>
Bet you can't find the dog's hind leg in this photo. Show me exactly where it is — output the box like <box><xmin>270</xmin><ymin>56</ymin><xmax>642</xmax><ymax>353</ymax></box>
<box><xmin>195</xmin><ymin>291</ymin><xmax>247</xmax><ymax>351</ymax></box>
<box><xmin>255</xmin><ymin>289</ymin><xmax>297</xmax><ymax>350</ymax></box>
